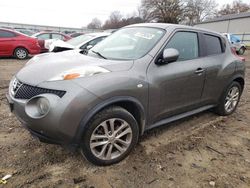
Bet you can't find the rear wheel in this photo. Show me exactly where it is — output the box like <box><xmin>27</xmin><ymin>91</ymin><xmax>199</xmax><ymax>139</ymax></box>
<box><xmin>80</xmin><ymin>106</ymin><xmax>139</xmax><ymax>166</ymax></box>
<box><xmin>214</xmin><ymin>81</ymin><xmax>242</xmax><ymax>116</ymax></box>
<box><xmin>14</xmin><ymin>47</ymin><xmax>28</xmax><ymax>60</ymax></box>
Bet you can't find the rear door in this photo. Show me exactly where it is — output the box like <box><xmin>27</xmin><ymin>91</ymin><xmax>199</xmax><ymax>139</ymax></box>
<box><xmin>147</xmin><ymin>30</ymin><xmax>206</xmax><ymax>123</ymax></box>
<box><xmin>0</xmin><ymin>30</ymin><xmax>17</xmax><ymax>56</ymax></box>
<box><xmin>199</xmin><ymin>33</ymin><xmax>229</xmax><ymax>104</ymax></box>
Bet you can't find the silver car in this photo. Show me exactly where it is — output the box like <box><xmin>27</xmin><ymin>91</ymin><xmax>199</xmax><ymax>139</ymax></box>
<box><xmin>6</xmin><ymin>23</ymin><xmax>245</xmax><ymax>166</ymax></box>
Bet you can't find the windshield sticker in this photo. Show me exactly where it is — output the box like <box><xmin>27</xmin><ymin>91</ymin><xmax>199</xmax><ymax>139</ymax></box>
<box><xmin>134</xmin><ymin>32</ymin><xmax>155</xmax><ymax>40</ymax></box>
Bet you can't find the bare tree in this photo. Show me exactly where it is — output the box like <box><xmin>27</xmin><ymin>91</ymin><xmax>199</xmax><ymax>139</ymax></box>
<box><xmin>138</xmin><ymin>4</ymin><xmax>152</xmax><ymax>22</ymax></box>
<box><xmin>184</xmin><ymin>0</ymin><xmax>218</xmax><ymax>25</ymax></box>
<box><xmin>217</xmin><ymin>0</ymin><xmax>250</xmax><ymax>16</ymax></box>
<box><xmin>140</xmin><ymin>0</ymin><xmax>184</xmax><ymax>23</ymax></box>
<box><xmin>87</xmin><ymin>18</ymin><xmax>102</xmax><ymax>29</ymax></box>
<box><xmin>109</xmin><ymin>11</ymin><xmax>123</xmax><ymax>24</ymax></box>
<box><xmin>102</xmin><ymin>11</ymin><xmax>123</xmax><ymax>29</ymax></box>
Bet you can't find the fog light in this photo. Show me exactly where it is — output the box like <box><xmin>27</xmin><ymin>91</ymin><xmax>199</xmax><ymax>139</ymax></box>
<box><xmin>25</xmin><ymin>96</ymin><xmax>51</xmax><ymax>118</ymax></box>
<box><xmin>37</xmin><ymin>98</ymin><xmax>50</xmax><ymax>115</ymax></box>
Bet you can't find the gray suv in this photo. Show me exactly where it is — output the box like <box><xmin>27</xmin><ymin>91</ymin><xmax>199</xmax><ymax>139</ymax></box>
<box><xmin>6</xmin><ymin>23</ymin><xmax>245</xmax><ymax>165</ymax></box>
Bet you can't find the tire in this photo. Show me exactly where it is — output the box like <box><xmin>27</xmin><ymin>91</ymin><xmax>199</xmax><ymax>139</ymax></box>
<box><xmin>237</xmin><ymin>47</ymin><xmax>245</xmax><ymax>55</ymax></box>
<box><xmin>80</xmin><ymin>106</ymin><xmax>139</xmax><ymax>166</ymax></box>
<box><xmin>214</xmin><ymin>81</ymin><xmax>242</xmax><ymax>116</ymax></box>
<box><xmin>14</xmin><ymin>47</ymin><xmax>28</xmax><ymax>60</ymax></box>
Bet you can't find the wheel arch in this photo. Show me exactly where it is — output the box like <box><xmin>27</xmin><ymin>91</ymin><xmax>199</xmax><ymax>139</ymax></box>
<box><xmin>73</xmin><ymin>96</ymin><xmax>146</xmax><ymax>145</ymax></box>
<box><xmin>233</xmin><ymin>76</ymin><xmax>245</xmax><ymax>90</ymax></box>
<box><xmin>13</xmin><ymin>46</ymin><xmax>29</xmax><ymax>55</ymax></box>
<box><xmin>222</xmin><ymin>74</ymin><xmax>245</xmax><ymax>98</ymax></box>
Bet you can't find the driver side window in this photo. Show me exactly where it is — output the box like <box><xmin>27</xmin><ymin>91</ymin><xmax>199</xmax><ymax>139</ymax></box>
<box><xmin>165</xmin><ymin>31</ymin><xmax>199</xmax><ymax>61</ymax></box>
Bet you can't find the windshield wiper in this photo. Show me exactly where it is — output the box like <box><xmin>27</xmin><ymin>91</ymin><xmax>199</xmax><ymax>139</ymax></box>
<box><xmin>91</xmin><ymin>50</ymin><xmax>107</xmax><ymax>59</ymax></box>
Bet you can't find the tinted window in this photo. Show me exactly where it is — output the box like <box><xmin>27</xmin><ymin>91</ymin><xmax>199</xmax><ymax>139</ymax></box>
<box><xmin>0</xmin><ymin>30</ymin><xmax>16</xmax><ymax>38</ymax></box>
<box><xmin>165</xmin><ymin>32</ymin><xmax>199</xmax><ymax>61</ymax></box>
<box><xmin>37</xmin><ymin>33</ymin><xmax>51</xmax><ymax>40</ymax></box>
<box><xmin>204</xmin><ymin>34</ymin><xmax>222</xmax><ymax>56</ymax></box>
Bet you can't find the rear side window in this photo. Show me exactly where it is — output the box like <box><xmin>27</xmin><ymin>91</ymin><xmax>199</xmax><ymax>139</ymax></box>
<box><xmin>165</xmin><ymin>31</ymin><xmax>199</xmax><ymax>61</ymax></box>
<box><xmin>0</xmin><ymin>30</ymin><xmax>16</xmax><ymax>38</ymax></box>
<box><xmin>204</xmin><ymin>34</ymin><xmax>222</xmax><ymax>56</ymax></box>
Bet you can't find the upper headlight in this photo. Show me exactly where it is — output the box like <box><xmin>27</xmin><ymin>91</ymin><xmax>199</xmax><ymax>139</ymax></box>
<box><xmin>49</xmin><ymin>66</ymin><xmax>110</xmax><ymax>81</ymax></box>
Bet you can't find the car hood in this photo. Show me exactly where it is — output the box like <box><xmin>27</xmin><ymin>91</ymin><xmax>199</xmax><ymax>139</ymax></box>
<box><xmin>47</xmin><ymin>39</ymin><xmax>75</xmax><ymax>52</ymax></box>
<box><xmin>16</xmin><ymin>50</ymin><xmax>134</xmax><ymax>86</ymax></box>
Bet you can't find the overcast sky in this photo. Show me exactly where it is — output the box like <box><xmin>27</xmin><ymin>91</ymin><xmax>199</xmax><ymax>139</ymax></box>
<box><xmin>0</xmin><ymin>0</ymin><xmax>249</xmax><ymax>28</ymax></box>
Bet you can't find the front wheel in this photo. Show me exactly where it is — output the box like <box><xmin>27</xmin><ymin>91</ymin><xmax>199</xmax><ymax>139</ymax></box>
<box><xmin>14</xmin><ymin>47</ymin><xmax>28</xmax><ymax>60</ymax></box>
<box><xmin>80</xmin><ymin>106</ymin><xmax>139</xmax><ymax>166</ymax></box>
<box><xmin>214</xmin><ymin>81</ymin><xmax>242</xmax><ymax>116</ymax></box>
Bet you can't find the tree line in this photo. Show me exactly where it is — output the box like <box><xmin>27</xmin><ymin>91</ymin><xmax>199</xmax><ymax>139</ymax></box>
<box><xmin>86</xmin><ymin>0</ymin><xmax>250</xmax><ymax>30</ymax></box>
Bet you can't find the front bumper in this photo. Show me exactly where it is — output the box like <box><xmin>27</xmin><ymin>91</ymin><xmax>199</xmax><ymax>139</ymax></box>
<box><xmin>6</xmin><ymin>79</ymin><xmax>101</xmax><ymax>146</ymax></box>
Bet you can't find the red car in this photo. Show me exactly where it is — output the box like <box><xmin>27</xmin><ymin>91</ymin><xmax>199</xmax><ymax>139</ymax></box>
<box><xmin>0</xmin><ymin>28</ymin><xmax>41</xmax><ymax>59</ymax></box>
<box><xmin>32</xmin><ymin>32</ymin><xmax>71</xmax><ymax>53</ymax></box>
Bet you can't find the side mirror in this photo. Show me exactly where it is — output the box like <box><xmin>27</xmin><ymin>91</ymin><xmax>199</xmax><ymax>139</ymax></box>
<box><xmin>156</xmin><ymin>48</ymin><xmax>179</xmax><ymax>65</ymax></box>
<box><xmin>86</xmin><ymin>45</ymin><xmax>93</xmax><ymax>50</ymax></box>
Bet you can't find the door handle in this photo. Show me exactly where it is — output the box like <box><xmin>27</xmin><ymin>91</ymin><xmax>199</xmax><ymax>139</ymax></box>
<box><xmin>195</xmin><ymin>68</ymin><xmax>204</xmax><ymax>74</ymax></box>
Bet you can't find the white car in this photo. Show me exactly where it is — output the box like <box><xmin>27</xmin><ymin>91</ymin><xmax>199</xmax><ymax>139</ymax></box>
<box><xmin>50</xmin><ymin>32</ymin><xmax>110</xmax><ymax>52</ymax></box>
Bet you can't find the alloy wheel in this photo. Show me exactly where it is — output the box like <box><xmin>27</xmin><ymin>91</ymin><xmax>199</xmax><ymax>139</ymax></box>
<box><xmin>224</xmin><ymin>86</ymin><xmax>240</xmax><ymax>113</ymax></box>
<box><xmin>90</xmin><ymin>118</ymin><xmax>132</xmax><ymax>160</ymax></box>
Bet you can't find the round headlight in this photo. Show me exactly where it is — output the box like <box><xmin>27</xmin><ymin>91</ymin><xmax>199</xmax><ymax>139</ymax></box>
<box><xmin>37</xmin><ymin>98</ymin><xmax>50</xmax><ymax>115</ymax></box>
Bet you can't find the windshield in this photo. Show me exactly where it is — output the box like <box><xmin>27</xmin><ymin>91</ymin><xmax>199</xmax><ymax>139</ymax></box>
<box><xmin>90</xmin><ymin>27</ymin><xmax>165</xmax><ymax>60</ymax></box>
<box><xmin>67</xmin><ymin>34</ymin><xmax>94</xmax><ymax>46</ymax></box>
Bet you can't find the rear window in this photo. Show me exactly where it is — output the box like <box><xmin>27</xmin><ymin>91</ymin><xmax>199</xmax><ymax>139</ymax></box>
<box><xmin>0</xmin><ymin>30</ymin><xmax>16</xmax><ymax>38</ymax></box>
<box><xmin>204</xmin><ymin>34</ymin><xmax>223</xmax><ymax>56</ymax></box>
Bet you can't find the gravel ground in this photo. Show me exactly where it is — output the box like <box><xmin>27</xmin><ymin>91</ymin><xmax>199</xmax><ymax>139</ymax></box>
<box><xmin>0</xmin><ymin>53</ymin><xmax>250</xmax><ymax>188</ymax></box>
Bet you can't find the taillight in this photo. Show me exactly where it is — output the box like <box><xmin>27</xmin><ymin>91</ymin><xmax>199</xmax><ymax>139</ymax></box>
<box><xmin>231</xmin><ymin>47</ymin><xmax>237</xmax><ymax>55</ymax></box>
<box><xmin>231</xmin><ymin>47</ymin><xmax>245</xmax><ymax>62</ymax></box>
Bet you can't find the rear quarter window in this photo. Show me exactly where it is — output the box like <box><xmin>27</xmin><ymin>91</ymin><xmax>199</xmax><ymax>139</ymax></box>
<box><xmin>204</xmin><ymin>34</ymin><xmax>223</xmax><ymax>56</ymax></box>
<box><xmin>0</xmin><ymin>30</ymin><xmax>16</xmax><ymax>38</ymax></box>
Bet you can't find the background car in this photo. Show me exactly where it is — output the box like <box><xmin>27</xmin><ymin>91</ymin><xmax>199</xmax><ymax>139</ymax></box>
<box><xmin>50</xmin><ymin>32</ymin><xmax>110</xmax><ymax>52</ymax></box>
<box><xmin>14</xmin><ymin>28</ymin><xmax>35</xmax><ymax>36</ymax></box>
<box><xmin>32</xmin><ymin>32</ymin><xmax>71</xmax><ymax>53</ymax></box>
<box><xmin>224</xmin><ymin>33</ymin><xmax>246</xmax><ymax>55</ymax></box>
<box><xmin>0</xmin><ymin>28</ymin><xmax>41</xmax><ymax>59</ymax></box>
<box><xmin>70</xmin><ymin>32</ymin><xmax>85</xmax><ymax>38</ymax></box>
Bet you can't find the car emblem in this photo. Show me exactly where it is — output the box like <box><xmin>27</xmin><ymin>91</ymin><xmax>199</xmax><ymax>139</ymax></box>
<box><xmin>11</xmin><ymin>78</ymin><xmax>22</xmax><ymax>96</ymax></box>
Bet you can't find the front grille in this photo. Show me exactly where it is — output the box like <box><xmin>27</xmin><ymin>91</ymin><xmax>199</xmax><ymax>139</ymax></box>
<box><xmin>12</xmin><ymin>79</ymin><xmax>66</xmax><ymax>99</ymax></box>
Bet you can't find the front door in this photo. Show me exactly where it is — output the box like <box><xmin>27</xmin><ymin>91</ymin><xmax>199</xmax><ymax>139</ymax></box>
<box><xmin>147</xmin><ymin>31</ymin><xmax>206</xmax><ymax>124</ymax></box>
